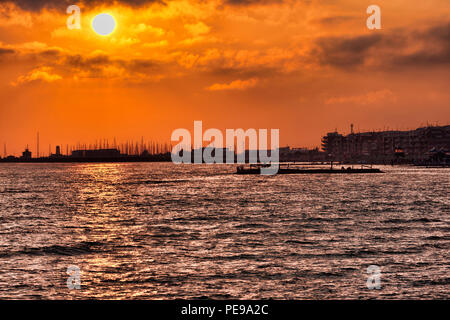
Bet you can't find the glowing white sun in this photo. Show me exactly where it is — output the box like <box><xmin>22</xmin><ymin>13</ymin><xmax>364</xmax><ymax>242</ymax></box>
<box><xmin>92</xmin><ymin>13</ymin><xmax>116</xmax><ymax>36</ymax></box>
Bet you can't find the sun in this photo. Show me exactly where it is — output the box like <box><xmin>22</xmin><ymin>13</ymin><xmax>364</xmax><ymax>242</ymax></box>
<box><xmin>92</xmin><ymin>13</ymin><xmax>116</xmax><ymax>36</ymax></box>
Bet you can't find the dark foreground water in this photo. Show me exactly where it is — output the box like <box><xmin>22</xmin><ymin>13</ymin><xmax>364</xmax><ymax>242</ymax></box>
<box><xmin>0</xmin><ymin>163</ymin><xmax>448</xmax><ymax>299</ymax></box>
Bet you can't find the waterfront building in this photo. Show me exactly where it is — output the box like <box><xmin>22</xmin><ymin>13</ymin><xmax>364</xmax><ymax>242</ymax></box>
<box><xmin>321</xmin><ymin>125</ymin><xmax>450</xmax><ymax>162</ymax></box>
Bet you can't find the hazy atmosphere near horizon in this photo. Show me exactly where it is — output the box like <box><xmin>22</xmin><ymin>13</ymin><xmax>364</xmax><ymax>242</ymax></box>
<box><xmin>0</xmin><ymin>0</ymin><xmax>449</xmax><ymax>305</ymax></box>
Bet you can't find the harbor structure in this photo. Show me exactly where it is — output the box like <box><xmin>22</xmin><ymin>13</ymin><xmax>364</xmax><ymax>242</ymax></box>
<box><xmin>321</xmin><ymin>125</ymin><xmax>450</xmax><ymax>162</ymax></box>
<box><xmin>21</xmin><ymin>148</ymin><xmax>32</xmax><ymax>160</ymax></box>
<box><xmin>71</xmin><ymin>148</ymin><xmax>121</xmax><ymax>158</ymax></box>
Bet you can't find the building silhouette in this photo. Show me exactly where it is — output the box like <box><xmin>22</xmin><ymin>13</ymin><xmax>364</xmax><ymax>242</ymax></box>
<box><xmin>71</xmin><ymin>149</ymin><xmax>121</xmax><ymax>158</ymax></box>
<box><xmin>322</xmin><ymin>125</ymin><xmax>450</xmax><ymax>162</ymax></box>
<box><xmin>21</xmin><ymin>148</ymin><xmax>32</xmax><ymax>160</ymax></box>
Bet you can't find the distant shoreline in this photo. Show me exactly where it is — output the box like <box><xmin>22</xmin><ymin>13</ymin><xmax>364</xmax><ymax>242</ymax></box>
<box><xmin>0</xmin><ymin>156</ymin><xmax>172</xmax><ymax>163</ymax></box>
<box><xmin>0</xmin><ymin>157</ymin><xmax>448</xmax><ymax>167</ymax></box>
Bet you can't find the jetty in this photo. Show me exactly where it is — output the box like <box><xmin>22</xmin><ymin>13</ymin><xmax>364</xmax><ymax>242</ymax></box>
<box><xmin>236</xmin><ymin>163</ymin><xmax>383</xmax><ymax>174</ymax></box>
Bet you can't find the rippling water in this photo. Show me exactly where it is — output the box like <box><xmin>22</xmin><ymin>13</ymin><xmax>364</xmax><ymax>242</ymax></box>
<box><xmin>0</xmin><ymin>163</ymin><xmax>448</xmax><ymax>299</ymax></box>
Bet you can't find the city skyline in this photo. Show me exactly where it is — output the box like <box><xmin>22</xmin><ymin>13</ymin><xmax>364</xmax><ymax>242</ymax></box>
<box><xmin>2</xmin><ymin>122</ymin><xmax>448</xmax><ymax>161</ymax></box>
<box><xmin>1</xmin><ymin>121</ymin><xmax>448</xmax><ymax>157</ymax></box>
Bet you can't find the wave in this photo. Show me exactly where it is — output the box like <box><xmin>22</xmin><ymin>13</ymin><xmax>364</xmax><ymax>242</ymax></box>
<box><xmin>120</xmin><ymin>179</ymin><xmax>189</xmax><ymax>186</ymax></box>
<box><xmin>0</xmin><ymin>241</ymin><xmax>103</xmax><ymax>258</ymax></box>
<box><xmin>0</xmin><ymin>188</ymin><xmax>31</xmax><ymax>194</ymax></box>
<box><xmin>383</xmin><ymin>218</ymin><xmax>439</xmax><ymax>223</ymax></box>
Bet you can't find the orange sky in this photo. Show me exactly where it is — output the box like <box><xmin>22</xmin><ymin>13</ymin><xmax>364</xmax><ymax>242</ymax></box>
<box><xmin>0</xmin><ymin>0</ymin><xmax>449</xmax><ymax>155</ymax></box>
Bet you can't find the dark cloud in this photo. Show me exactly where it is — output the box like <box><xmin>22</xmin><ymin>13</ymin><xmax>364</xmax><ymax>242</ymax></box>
<box><xmin>39</xmin><ymin>49</ymin><xmax>61</xmax><ymax>57</ymax></box>
<box><xmin>0</xmin><ymin>47</ymin><xmax>15</xmax><ymax>55</ymax></box>
<box><xmin>224</xmin><ymin>0</ymin><xmax>285</xmax><ymax>5</ymax></box>
<box><xmin>126</xmin><ymin>59</ymin><xmax>160</xmax><ymax>70</ymax></box>
<box><xmin>209</xmin><ymin>66</ymin><xmax>278</xmax><ymax>79</ymax></box>
<box><xmin>314</xmin><ymin>15</ymin><xmax>358</xmax><ymax>26</ymax></box>
<box><xmin>62</xmin><ymin>52</ymin><xmax>162</xmax><ymax>79</ymax></box>
<box><xmin>314</xmin><ymin>34</ymin><xmax>382</xmax><ymax>68</ymax></box>
<box><xmin>387</xmin><ymin>23</ymin><xmax>450</xmax><ymax>68</ymax></box>
<box><xmin>422</xmin><ymin>22</ymin><xmax>450</xmax><ymax>43</ymax></box>
<box><xmin>393</xmin><ymin>49</ymin><xmax>450</xmax><ymax>67</ymax></box>
<box><xmin>3</xmin><ymin>0</ymin><xmax>72</xmax><ymax>11</ymax></box>
<box><xmin>2</xmin><ymin>0</ymin><xmax>285</xmax><ymax>11</ymax></box>
<box><xmin>65</xmin><ymin>53</ymin><xmax>110</xmax><ymax>69</ymax></box>
<box><xmin>2</xmin><ymin>0</ymin><xmax>163</xmax><ymax>11</ymax></box>
<box><xmin>0</xmin><ymin>42</ymin><xmax>163</xmax><ymax>80</ymax></box>
<box><xmin>314</xmin><ymin>22</ymin><xmax>450</xmax><ymax>69</ymax></box>
<box><xmin>0</xmin><ymin>43</ymin><xmax>64</xmax><ymax>65</ymax></box>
